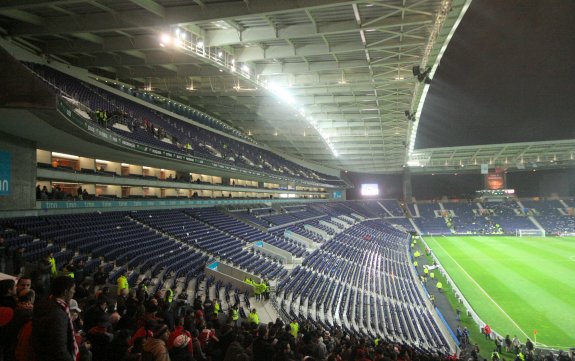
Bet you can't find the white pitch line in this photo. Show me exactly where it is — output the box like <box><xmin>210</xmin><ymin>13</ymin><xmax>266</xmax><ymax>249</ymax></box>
<box><xmin>430</xmin><ymin>237</ymin><xmax>530</xmax><ymax>340</ymax></box>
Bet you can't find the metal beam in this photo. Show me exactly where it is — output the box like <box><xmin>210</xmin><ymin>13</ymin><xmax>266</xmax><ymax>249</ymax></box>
<box><xmin>98</xmin><ymin>65</ymin><xmax>226</xmax><ymax>79</ymax></box>
<box><xmin>127</xmin><ymin>0</ymin><xmax>166</xmax><ymax>17</ymax></box>
<box><xmin>204</xmin><ymin>14</ymin><xmax>431</xmax><ymax>47</ymax></box>
<box><xmin>237</xmin><ymin>39</ymin><xmax>425</xmax><ymax>62</ymax></box>
<box><xmin>72</xmin><ymin>50</ymin><xmax>205</xmax><ymax>68</ymax></box>
<box><xmin>49</xmin><ymin>5</ymin><xmax>75</xmax><ymax>16</ymax></box>
<box><xmin>257</xmin><ymin>58</ymin><xmax>417</xmax><ymax>75</ymax></box>
<box><xmin>43</xmin><ymin>34</ymin><xmax>159</xmax><ymax>54</ymax></box>
<box><xmin>0</xmin><ymin>0</ymin><xmax>87</xmax><ymax>10</ymax></box>
<box><xmin>71</xmin><ymin>32</ymin><xmax>103</xmax><ymax>44</ymax></box>
<box><xmin>7</xmin><ymin>0</ymin><xmax>362</xmax><ymax>36</ymax></box>
<box><xmin>0</xmin><ymin>9</ymin><xmax>43</xmax><ymax>25</ymax></box>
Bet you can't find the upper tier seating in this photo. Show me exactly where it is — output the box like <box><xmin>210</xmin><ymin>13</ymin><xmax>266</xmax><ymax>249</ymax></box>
<box><xmin>23</xmin><ymin>62</ymin><xmax>342</xmax><ymax>185</ymax></box>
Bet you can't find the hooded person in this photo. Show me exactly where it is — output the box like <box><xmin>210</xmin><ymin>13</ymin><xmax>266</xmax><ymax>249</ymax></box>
<box><xmin>142</xmin><ymin>323</ymin><xmax>170</xmax><ymax>361</ymax></box>
<box><xmin>169</xmin><ymin>334</ymin><xmax>194</xmax><ymax>361</ymax></box>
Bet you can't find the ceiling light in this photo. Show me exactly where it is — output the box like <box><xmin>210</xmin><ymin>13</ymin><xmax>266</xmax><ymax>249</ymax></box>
<box><xmin>52</xmin><ymin>152</ymin><xmax>79</xmax><ymax>160</ymax></box>
<box><xmin>160</xmin><ymin>34</ymin><xmax>171</xmax><ymax>46</ymax></box>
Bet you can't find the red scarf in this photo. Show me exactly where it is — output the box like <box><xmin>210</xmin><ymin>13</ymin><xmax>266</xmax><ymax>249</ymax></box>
<box><xmin>54</xmin><ymin>297</ymin><xmax>79</xmax><ymax>359</ymax></box>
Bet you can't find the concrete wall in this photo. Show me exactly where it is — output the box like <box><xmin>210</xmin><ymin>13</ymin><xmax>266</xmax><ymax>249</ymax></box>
<box><xmin>0</xmin><ymin>132</ymin><xmax>36</xmax><ymax>210</ymax></box>
<box><xmin>79</xmin><ymin>157</ymin><xmax>94</xmax><ymax>170</ymax></box>
<box><xmin>205</xmin><ymin>262</ymin><xmax>261</xmax><ymax>296</ymax></box>
<box><xmin>36</xmin><ymin>149</ymin><xmax>51</xmax><ymax>164</ymax></box>
<box><xmin>128</xmin><ymin>164</ymin><xmax>142</xmax><ymax>176</ymax></box>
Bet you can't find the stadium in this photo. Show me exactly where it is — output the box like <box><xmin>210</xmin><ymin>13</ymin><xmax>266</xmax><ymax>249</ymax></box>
<box><xmin>0</xmin><ymin>1</ymin><xmax>573</xmax><ymax>361</ymax></box>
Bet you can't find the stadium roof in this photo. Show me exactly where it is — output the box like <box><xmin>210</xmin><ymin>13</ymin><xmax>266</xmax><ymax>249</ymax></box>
<box><xmin>409</xmin><ymin>139</ymin><xmax>575</xmax><ymax>173</ymax></box>
<box><xmin>0</xmin><ymin>0</ymin><xmax>474</xmax><ymax>174</ymax></box>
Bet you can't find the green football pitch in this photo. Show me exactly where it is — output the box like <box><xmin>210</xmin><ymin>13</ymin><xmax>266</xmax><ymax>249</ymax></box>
<box><xmin>422</xmin><ymin>236</ymin><xmax>575</xmax><ymax>350</ymax></box>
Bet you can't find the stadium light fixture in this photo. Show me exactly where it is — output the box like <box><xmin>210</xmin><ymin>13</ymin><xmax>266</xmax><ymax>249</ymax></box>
<box><xmin>52</xmin><ymin>152</ymin><xmax>79</xmax><ymax>160</ymax></box>
<box><xmin>159</xmin><ymin>33</ymin><xmax>171</xmax><ymax>47</ymax></box>
<box><xmin>404</xmin><ymin>110</ymin><xmax>416</xmax><ymax>121</ymax></box>
<box><xmin>413</xmin><ymin>65</ymin><xmax>432</xmax><ymax>83</ymax></box>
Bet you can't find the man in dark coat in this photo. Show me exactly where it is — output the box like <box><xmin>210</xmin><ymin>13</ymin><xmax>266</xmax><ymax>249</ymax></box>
<box><xmin>31</xmin><ymin>276</ymin><xmax>77</xmax><ymax>361</ymax></box>
<box><xmin>12</xmin><ymin>248</ymin><xmax>25</xmax><ymax>277</ymax></box>
<box><xmin>252</xmin><ymin>324</ymin><xmax>275</xmax><ymax>361</ymax></box>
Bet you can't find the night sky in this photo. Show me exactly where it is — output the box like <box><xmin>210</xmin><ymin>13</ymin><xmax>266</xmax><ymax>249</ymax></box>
<box><xmin>416</xmin><ymin>0</ymin><xmax>575</xmax><ymax>149</ymax></box>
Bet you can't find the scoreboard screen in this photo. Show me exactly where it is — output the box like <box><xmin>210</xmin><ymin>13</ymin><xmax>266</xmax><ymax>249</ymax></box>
<box><xmin>361</xmin><ymin>183</ymin><xmax>379</xmax><ymax>196</ymax></box>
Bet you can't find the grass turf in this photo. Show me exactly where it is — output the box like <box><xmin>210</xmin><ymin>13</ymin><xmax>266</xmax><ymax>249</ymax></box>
<box><xmin>423</xmin><ymin>236</ymin><xmax>575</xmax><ymax>350</ymax></box>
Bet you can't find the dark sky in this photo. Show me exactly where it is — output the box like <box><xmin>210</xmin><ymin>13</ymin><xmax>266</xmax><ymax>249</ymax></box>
<box><xmin>416</xmin><ymin>0</ymin><xmax>575</xmax><ymax>149</ymax></box>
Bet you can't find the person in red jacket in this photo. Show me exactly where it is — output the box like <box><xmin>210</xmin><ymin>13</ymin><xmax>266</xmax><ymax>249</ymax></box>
<box><xmin>484</xmin><ymin>324</ymin><xmax>492</xmax><ymax>340</ymax></box>
<box><xmin>167</xmin><ymin>317</ymin><xmax>193</xmax><ymax>354</ymax></box>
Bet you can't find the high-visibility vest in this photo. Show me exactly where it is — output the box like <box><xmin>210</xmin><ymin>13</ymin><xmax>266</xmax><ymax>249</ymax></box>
<box><xmin>423</xmin><ymin>268</ymin><xmax>429</xmax><ymax>275</ymax></box>
<box><xmin>248</xmin><ymin>311</ymin><xmax>259</xmax><ymax>324</ymax></box>
<box><xmin>290</xmin><ymin>322</ymin><xmax>299</xmax><ymax>338</ymax></box>
<box><xmin>256</xmin><ymin>283</ymin><xmax>266</xmax><ymax>295</ymax></box>
<box><xmin>231</xmin><ymin>308</ymin><xmax>239</xmax><ymax>321</ymax></box>
<box><xmin>430</xmin><ymin>272</ymin><xmax>435</xmax><ymax>279</ymax></box>
<box><xmin>117</xmin><ymin>276</ymin><xmax>129</xmax><ymax>295</ymax></box>
<box><xmin>436</xmin><ymin>282</ymin><xmax>443</xmax><ymax>289</ymax></box>
<box><xmin>49</xmin><ymin>258</ymin><xmax>57</xmax><ymax>276</ymax></box>
<box><xmin>214</xmin><ymin>302</ymin><xmax>220</xmax><ymax>315</ymax></box>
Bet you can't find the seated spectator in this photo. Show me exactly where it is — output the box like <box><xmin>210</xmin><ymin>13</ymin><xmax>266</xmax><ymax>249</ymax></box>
<box><xmin>169</xmin><ymin>334</ymin><xmax>194</xmax><ymax>361</ymax></box>
<box><xmin>143</xmin><ymin>323</ymin><xmax>170</xmax><ymax>361</ymax></box>
<box><xmin>87</xmin><ymin>313</ymin><xmax>114</xmax><ymax>361</ymax></box>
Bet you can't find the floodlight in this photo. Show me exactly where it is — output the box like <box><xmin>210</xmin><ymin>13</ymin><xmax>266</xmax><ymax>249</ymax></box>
<box><xmin>160</xmin><ymin>34</ymin><xmax>171</xmax><ymax>45</ymax></box>
<box><xmin>417</xmin><ymin>67</ymin><xmax>431</xmax><ymax>82</ymax></box>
